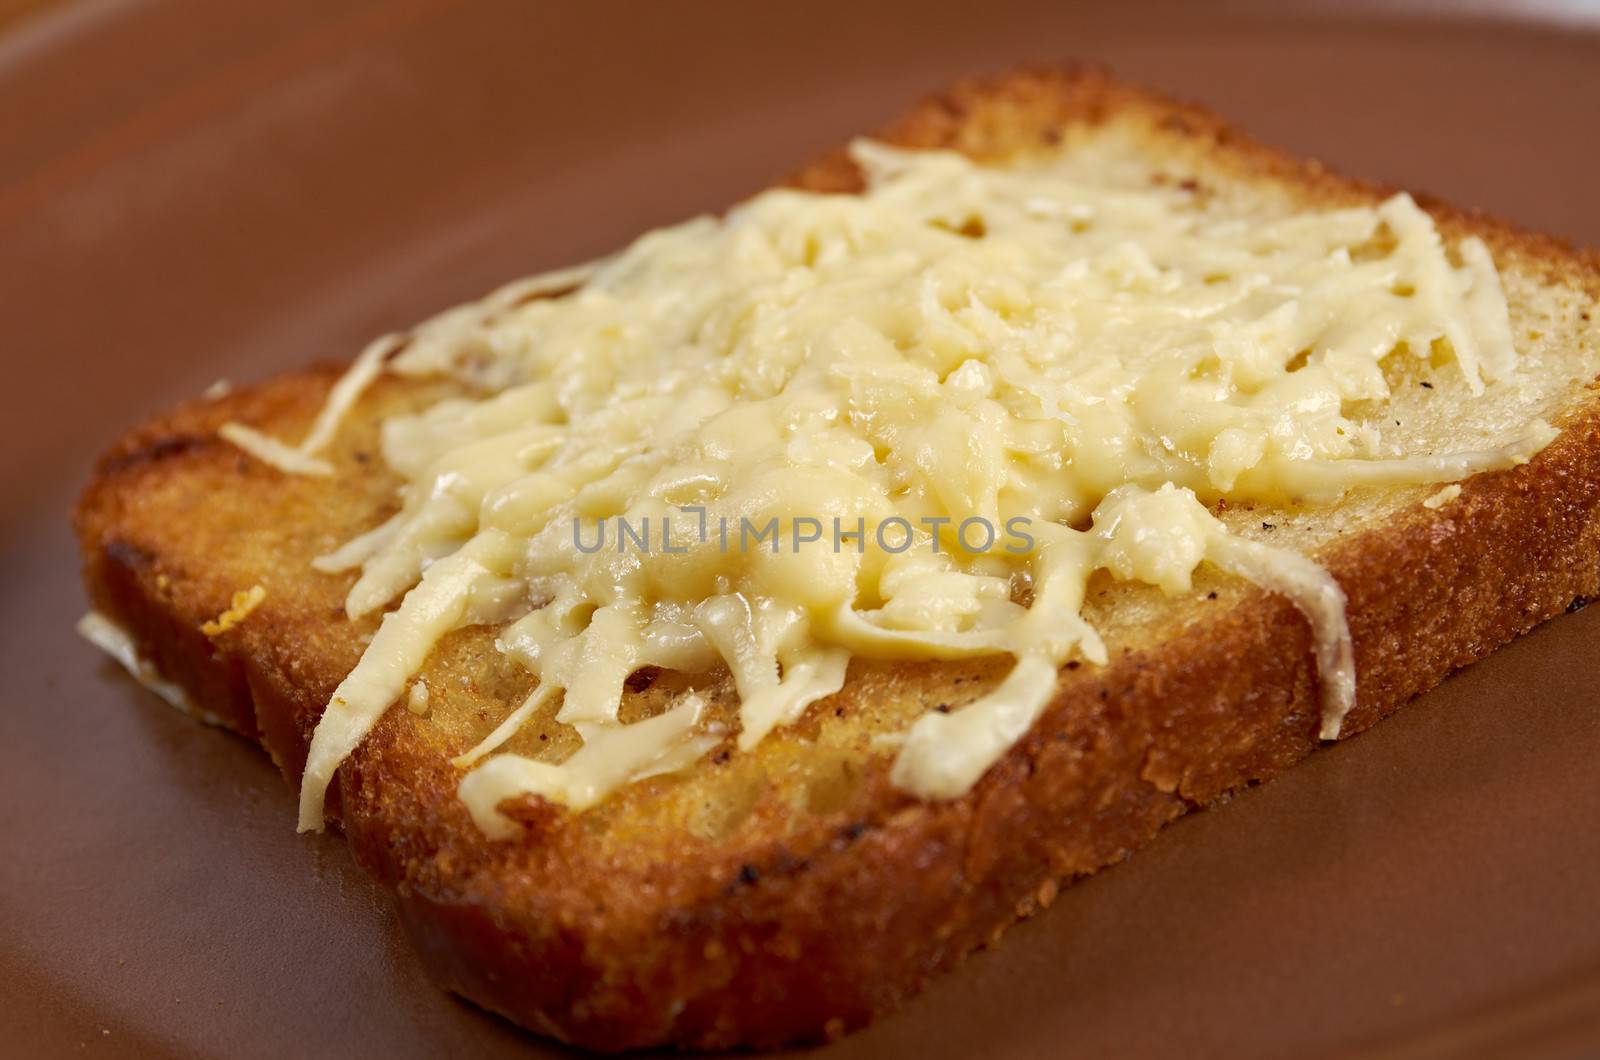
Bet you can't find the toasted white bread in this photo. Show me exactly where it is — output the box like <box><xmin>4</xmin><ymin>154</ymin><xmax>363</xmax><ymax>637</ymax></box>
<box><xmin>75</xmin><ymin>68</ymin><xmax>1600</xmax><ymax>1050</ymax></box>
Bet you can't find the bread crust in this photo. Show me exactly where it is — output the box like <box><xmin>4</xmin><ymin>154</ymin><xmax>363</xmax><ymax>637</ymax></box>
<box><xmin>74</xmin><ymin>67</ymin><xmax>1600</xmax><ymax>1051</ymax></box>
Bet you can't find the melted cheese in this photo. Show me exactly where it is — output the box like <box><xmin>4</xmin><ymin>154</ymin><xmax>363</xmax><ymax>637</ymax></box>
<box><xmin>275</xmin><ymin>140</ymin><xmax>1551</xmax><ymax>835</ymax></box>
<box><xmin>218</xmin><ymin>423</ymin><xmax>334</xmax><ymax>477</ymax></box>
<box><xmin>200</xmin><ymin>585</ymin><xmax>266</xmax><ymax>637</ymax></box>
<box><xmin>460</xmin><ymin>694</ymin><xmax>722</xmax><ymax>837</ymax></box>
<box><xmin>1423</xmin><ymin>483</ymin><xmax>1463</xmax><ymax>509</ymax></box>
<box><xmin>77</xmin><ymin>612</ymin><xmax>226</xmax><ymax>726</ymax></box>
<box><xmin>218</xmin><ymin>332</ymin><xmax>405</xmax><ymax>477</ymax></box>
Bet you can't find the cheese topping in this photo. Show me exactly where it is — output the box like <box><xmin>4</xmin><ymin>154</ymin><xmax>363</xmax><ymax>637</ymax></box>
<box><xmin>275</xmin><ymin>140</ymin><xmax>1551</xmax><ymax>835</ymax></box>
<box><xmin>1423</xmin><ymin>483</ymin><xmax>1463</xmax><ymax>509</ymax></box>
<box><xmin>200</xmin><ymin>585</ymin><xmax>267</xmax><ymax>637</ymax></box>
<box><xmin>77</xmin><ymin>612</ymin><xmax>226</xmax><ymax>726</ymax></box>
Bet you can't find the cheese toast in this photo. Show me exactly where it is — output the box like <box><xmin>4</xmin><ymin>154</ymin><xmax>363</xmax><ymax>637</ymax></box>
<box><xmin>74</xmin><ymin>67</ymin><xmax>1600</xmax><ymax>1050</ymax></box>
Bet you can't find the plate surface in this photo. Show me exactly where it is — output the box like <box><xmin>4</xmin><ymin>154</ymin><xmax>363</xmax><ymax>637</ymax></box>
<box><xmin>3</xmin><ymin>2</ymin><xmax>1598</xmax><ymax>1057</ymax></box>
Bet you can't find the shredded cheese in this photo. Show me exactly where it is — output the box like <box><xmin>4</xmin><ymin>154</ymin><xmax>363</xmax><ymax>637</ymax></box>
<box><xmin>200</xmin><ymin>585</ymin><xmax>266</xmax><ymax>637</ymax></box>
<box><xmin>77</xmin><ymin>612</ymin><xmax>225</xmax><ymax>726</ymax></box>
<box><xmin>1423</xmin><ymin>483</ymin><xmax>1463</xmax><ymax>509</ymax></box>
<box><xmin>218</xmin><ymin>423</ymin><xmax>333</xmax><ymax>477</ymax></box>
<box><xmin>266</xmin><ymin>139</ymin><xmax>1551</xmax><ymax>835</ymax></box>
<box><xmin>460</xmin><ymin>694</ymin><xmax>721</xmax><ymax>837</ymax></box>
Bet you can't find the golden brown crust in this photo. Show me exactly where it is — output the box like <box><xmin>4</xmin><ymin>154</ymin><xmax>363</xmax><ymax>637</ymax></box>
<box><xmin>75</xmin><ymin>67</ymin><xmax>1600</xmax><ymax>1051</ymax></box>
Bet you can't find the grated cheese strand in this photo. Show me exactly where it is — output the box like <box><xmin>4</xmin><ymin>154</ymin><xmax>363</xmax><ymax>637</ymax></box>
<box><xmin>277</xmin><ymin>139</ymin><xmax>1554</xmax><ymax>834</ymax></box>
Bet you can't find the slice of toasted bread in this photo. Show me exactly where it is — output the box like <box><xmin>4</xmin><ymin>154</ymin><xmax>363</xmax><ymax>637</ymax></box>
<box><xmin>74</xmin><ymin>67</ymin><xmax>1600</xmax><ymax>1051</ymax></box>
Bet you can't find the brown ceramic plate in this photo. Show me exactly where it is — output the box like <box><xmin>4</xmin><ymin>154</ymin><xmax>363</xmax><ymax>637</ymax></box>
<box><xmin>4</xmin><ymin>1</ymin><xmax>1599</xmax><ymax>1056</ymax></box>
